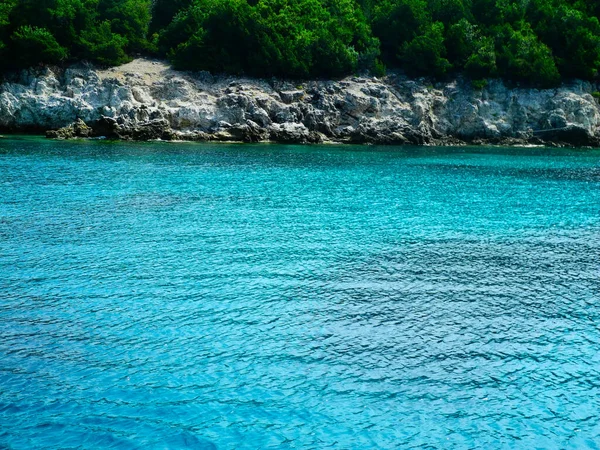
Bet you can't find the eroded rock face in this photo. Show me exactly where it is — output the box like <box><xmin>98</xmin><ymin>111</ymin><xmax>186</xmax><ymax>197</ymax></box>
<box><xmin>2</xmin><ymin>59</ymin><xmax>600</xmax><ymax>147</ymax></box>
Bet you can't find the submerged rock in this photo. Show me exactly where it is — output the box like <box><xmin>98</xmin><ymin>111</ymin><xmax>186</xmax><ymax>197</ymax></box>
<box><xmin>2</xmin><ymin>59</ymin><xmax>600</xmax><ymax>147</ymax></box>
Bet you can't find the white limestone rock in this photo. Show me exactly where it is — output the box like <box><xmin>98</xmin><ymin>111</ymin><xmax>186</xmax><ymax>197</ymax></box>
<box><xmin>1</xmin><ymin>58</ymin><xmax>599</xmax><ymax>146</ymax></box>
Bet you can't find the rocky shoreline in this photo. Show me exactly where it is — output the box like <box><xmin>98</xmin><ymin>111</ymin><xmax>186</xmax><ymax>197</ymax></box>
<box><xmin>1</xmin><ymin>59</ymin><xmax>600</xmax><ymax>147</ymax></box>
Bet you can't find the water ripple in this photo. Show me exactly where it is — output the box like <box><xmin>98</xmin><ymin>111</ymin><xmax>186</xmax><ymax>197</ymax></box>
<box><xmin>0</xmin><ymin>139</ymin><xmax>599</xmax><ymax>449</ymax></box>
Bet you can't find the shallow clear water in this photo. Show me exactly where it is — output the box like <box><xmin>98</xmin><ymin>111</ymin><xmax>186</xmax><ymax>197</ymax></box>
<box><xmin>0</xmin><ymin>137</ymin><xmax>599</xmax><ymax>449</ymax></box>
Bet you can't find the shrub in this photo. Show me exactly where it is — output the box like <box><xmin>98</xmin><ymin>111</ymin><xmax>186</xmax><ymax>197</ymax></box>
<box><xmin>79</xmin><ymin>20</ymin><xmax>130</xmax><ymax>66</ymax></box>
<box><xmin>495</xmin><ymin>23</ymin><xmax>560</xmax><ymax>87</ymax></box>
<box><xmin>400</xmin><ymin>21</ymin><xmax>451</xmax><ymax>77</ymax></box>
<box><xmin>98</xmin><ymin>0</ymin><xmax>152</xmax><ymax>52</ymax></box>
<box><xmin>371</xmin><ymin>0</ymin><xmax>429</xmax><ymax>63</ymax></box>
<box><xmin>10</xmin><ymin>26</ymin><xmax>67</xmax><ymax>67</ymax></box>
<box><xmin>472</xmin><ymin>78</ymin><xmax>488</xmax><ymax>89</ymax></box>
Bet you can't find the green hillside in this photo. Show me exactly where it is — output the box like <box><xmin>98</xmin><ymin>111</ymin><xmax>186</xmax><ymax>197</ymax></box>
<box><xmin>1</xmin><ymin>0</ymin><xmax>600</xmax><ymax>86</ymax></box>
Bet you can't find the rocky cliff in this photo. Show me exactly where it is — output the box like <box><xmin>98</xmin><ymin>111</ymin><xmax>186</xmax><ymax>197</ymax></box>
<box><xmin>1</xmin><ymin>59</ymin><xmax>600</xmax><ymax>147</ymax></box>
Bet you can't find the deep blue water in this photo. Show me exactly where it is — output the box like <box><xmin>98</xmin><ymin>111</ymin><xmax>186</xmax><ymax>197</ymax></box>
<box><xmin>0</xmin><ymin>137</ymin><xmax>599</xmax><ymax>449</ymax></box>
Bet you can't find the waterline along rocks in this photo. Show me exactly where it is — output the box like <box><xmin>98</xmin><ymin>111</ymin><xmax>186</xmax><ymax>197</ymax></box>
<box><xmin>2</xmin><ymin>59</ymin><xmax>600</xmax><ymax>147</ymax></box>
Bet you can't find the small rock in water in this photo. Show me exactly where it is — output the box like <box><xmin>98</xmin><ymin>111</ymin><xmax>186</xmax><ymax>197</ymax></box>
<box><xmin>46</xmin><ymin>119</ymin><xmax>92</xmax><ymax>140</ymax></box>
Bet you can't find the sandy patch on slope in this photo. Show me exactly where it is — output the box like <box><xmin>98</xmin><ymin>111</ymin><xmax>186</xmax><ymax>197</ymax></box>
<box><xmin>97</xmin><ymin>59</ymin><xmax>179</xmax><ymax>86</ymax></box>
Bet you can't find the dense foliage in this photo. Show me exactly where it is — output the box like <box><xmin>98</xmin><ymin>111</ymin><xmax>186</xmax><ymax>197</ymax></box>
<box><xmin>156</xmin><ymin>0</ymin><xmax>379</xmax><ymax>78</ymax></box>
<box><xmin>0</xmin><ymin>0</ymin><xmax>151</xmax><ymax>68</ymax></box>
<box><xmin>1</xmin><ymin>0</ymin><xmax>600</xmax><ymax>85</ymax></box>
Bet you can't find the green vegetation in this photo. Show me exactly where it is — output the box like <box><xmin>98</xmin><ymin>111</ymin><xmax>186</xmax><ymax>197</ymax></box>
<box><xmin>156</xmin><ymin>0</ymin><xmax>379</xmax><ymax>78</ymax></box>
<box><xmin>0</xmin><ymin>0</ymin><xmax>151</xmax><ymax>69</ymax></box>
<box><xmin>1</xmin><ymin>0</ymin><xmax>600</xmax><ymax>85</ymax></box>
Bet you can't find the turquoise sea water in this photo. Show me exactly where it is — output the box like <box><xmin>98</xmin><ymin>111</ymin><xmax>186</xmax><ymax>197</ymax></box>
<box><xmin>0</xmin><ymin>137</ymin><xmax>599</xmax><ymax>449</ymax></box>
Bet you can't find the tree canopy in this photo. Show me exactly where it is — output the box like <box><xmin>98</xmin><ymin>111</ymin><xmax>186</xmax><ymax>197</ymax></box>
<box><xmin>1</xmin><ymin>0</ymin><xmax>600</xmax><ymax>86</ymax></box>
<box><xmin>0</xmin><ymin>0</ymin><xmax>150</xmax><ymax>69</ymax></box>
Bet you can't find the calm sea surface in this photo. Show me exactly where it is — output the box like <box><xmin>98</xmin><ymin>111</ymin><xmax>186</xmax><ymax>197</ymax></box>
<box><xmin>0</xmin><ymin>137</ymin><xmax>599</xmax><ymax>449</ymax></box>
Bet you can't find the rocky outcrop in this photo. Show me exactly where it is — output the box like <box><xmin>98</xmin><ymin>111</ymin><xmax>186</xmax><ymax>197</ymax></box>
<box><xmin>2</xmin><ymin>59</ymin><xmax>600</xmax><ymax>147</ymax></box>
<box><xmin>45</xmin><ymin>118</ymin><xmax>92</xmax><ymax>139</ymax></box>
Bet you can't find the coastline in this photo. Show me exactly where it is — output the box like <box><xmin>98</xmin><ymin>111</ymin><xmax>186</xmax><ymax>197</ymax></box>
<box><xmin>1</xmin><ymin>59</ymin><xmax>600</xmax><ymax>148</ymax></box>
